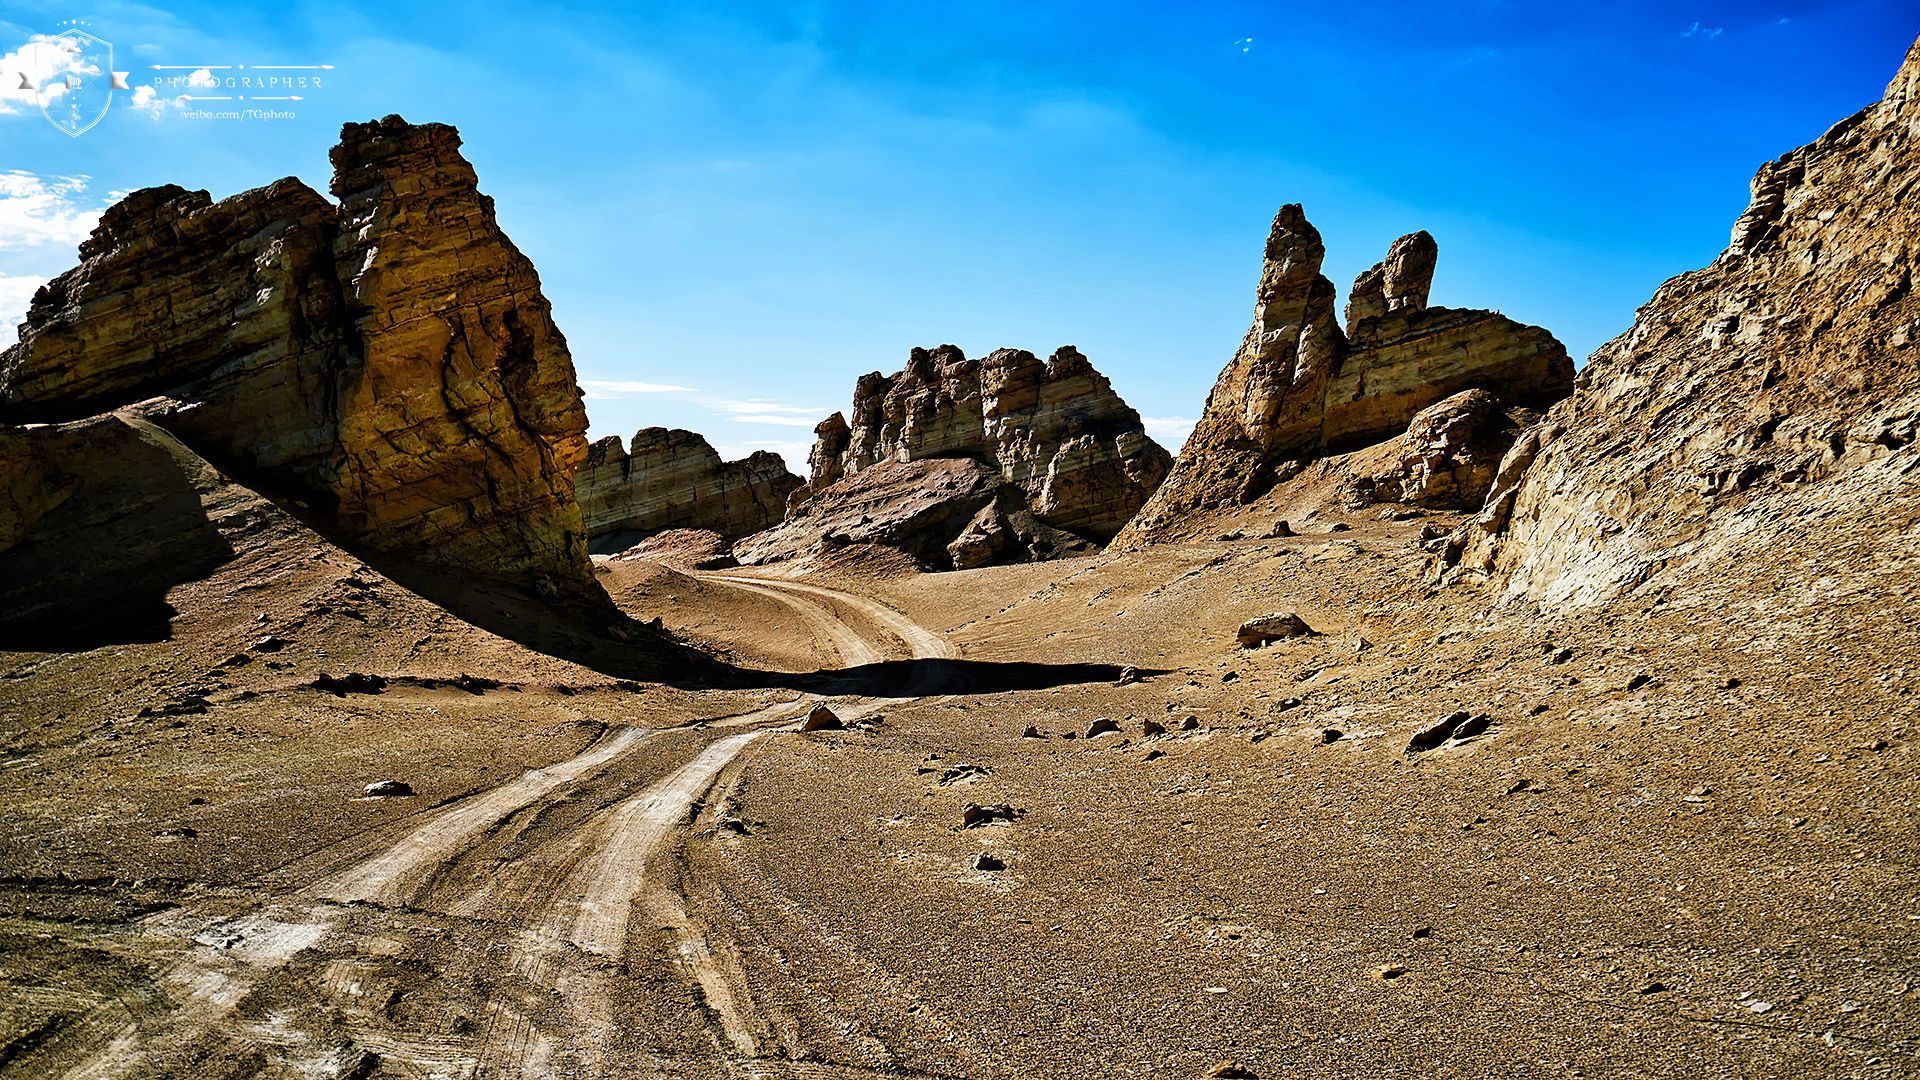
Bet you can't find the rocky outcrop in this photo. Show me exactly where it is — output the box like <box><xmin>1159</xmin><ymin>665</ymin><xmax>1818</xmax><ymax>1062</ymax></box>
<box><xmin>733</xmin><ymin>457</ymin><xmax>1092</xmax><ymax>571</ymax></box>
<box><xmin>1436</xmin><ymin>36</ymin><xmax>1920</xmax><ymax>609</ymax></box>
<box><xmin>576</xmin><ymin>428</ymin><xmax>801</xmax><ymax>548</ymax></box>
<box><xmin>0</xmin><ymin>115</ymin><xmax>594</xmax><ymax>590</ymax></box>
<box><xmin>0</xmin><ymin>411</ymin><xmax>265</xmax><ymax>650</ymax></box>
<box><xmin>770</xmin><ymin>344</ymin><xmax>1167</xmax><ymax>568</ymax></box>
<box><xmin>1352</xmin><ymin>389</ymin><xmax>1536</xmax><ymax>510</ymax></box>
<box><xmin>1117</xmin><ymin>208</ymin><xmax>1573</xmax><ymax>543</ymax></box>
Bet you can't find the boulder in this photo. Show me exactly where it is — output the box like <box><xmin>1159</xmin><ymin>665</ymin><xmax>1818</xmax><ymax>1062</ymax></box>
<box><xmin>1355</xmin><ymin>389</ymin><xmax>1527</xmax><ymax>509</ymax></box>
<box><xmin>801</xmin><ymin>704</ymin><xmax>844</xmax><ymax>731</ymax></box>
<box><xmin>361</xmin><ymin>780</ymin><xmax>415</xmax><ymax>798</ymax></box>
<box><xmin>1236</xmin><ymin>611</ymin><xmax>1313</xmax><ymax>647</ymax></box>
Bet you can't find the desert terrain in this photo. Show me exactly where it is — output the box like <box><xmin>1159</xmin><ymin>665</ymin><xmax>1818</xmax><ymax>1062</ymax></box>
<box><xmin>3</xmin><ymin>35</ymin><xmax>1919</xmax><ymax>1080</ymax></box>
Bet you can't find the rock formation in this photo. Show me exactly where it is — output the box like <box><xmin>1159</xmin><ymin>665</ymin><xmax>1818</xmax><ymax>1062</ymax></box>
<box><xmin>575</xmin><ymin>428</ymin><xmax>801</xmax><ymax>548</ymax></box>
<box><xmin>747</xmin><ymin>345</ymin><xmax>1169</xmax><ymax>569</ymax></box>
<box><xmin>1116</xmin><ymin>208</ymin><xmax>1573</xmax><ymax>543</ymax></box>
<box><xmin>1436</xmin><ymin>36</ymin><xmax>1920</xmax><ymax>609</ymax></box>
<box><xmin>0</xmin><ymin>116</ymin><xmax>594</xmax><ymax>590</ymax></box>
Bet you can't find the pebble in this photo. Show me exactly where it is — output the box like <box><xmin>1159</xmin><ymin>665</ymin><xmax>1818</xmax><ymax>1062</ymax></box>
<box><xmin>973</xmin><ymin>852</ymin><xmax>1006</xmax><ymax>871</ymax></box>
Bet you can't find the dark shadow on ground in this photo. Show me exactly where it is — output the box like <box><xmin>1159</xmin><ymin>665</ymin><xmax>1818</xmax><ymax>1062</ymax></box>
<box><xmin>696</xmin><ymin>660</ymin><xmax>1172</xmax><ymax>697</ymax></box>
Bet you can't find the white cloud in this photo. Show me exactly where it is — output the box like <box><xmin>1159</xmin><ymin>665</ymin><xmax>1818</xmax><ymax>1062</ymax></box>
<box><xmin>0</xmin><ymin>35</ymin><xmax>98</xmax><ymax>117</ymax></box>
<box><xmin>1681</xmin><ymin>22</ymin><xmax>1724</xmax><ymax>39</ymax></box>
<box><xmin>703</xmin><ymin>397</ymin><xmax>820</xmax><ymax>416</ymax></box>
<box><xmin>186</xmin><ymin>67</ymin><xmax>217</xmax><ymax>89</ymax></box>
<box><xmin>579</xmin><ymin>379</ymin><xmax>699</xmax><ymax>394</ymax></box>
<box><xmin>716</xmin><ymin>439</ymin><xmax>810</xmax><ymax>466</ymax></box>
<box><xmin>1142</xmin><ymin>415</ymin><xmax>1195</xmax><ymax>447</ymax></box>
<box><xmin>0</xmin><ymin>274</ymin><xmax>48</xmax><ymax>335</ymax></box>
<box><xmin>731</xmin><ymin>413</ymin><xmax>818</xmax><ymax>426</ymax></box>
<box><xmin>0</xmin><ymin>171</ymin><xmax>104</xmax><ymax>251</ymax></box>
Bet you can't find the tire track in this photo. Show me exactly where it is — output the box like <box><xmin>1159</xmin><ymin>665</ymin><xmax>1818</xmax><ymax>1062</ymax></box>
<box><xmin>34</xmin><ymin>574</ymin><xmax>954</xmax><ymax>1080</ymax></box>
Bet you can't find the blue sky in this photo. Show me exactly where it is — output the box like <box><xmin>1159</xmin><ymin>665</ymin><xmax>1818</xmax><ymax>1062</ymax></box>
<box><xmin>2</xmin><ymin>2</ymin><xmax>1914</xmax><ymax>465</ymax></box>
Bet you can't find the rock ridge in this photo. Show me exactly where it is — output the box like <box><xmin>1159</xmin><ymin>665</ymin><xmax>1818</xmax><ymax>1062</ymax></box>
<box><xmin>1117</xmin><ymin>207</ymin><xmax>1573</xmax><ymax>544</ymax></box>
<box><xmin>0</xmin><ymin>115</ymin><xmax>594</xmax><ymax>590</ymax></box>
<box><xmin>575</xmin><ymin>428</ymin><xmax>802</xmax><ymax>547</ymax></box>
<box><xmin>1434</xmin><ymin>34</ymin><xmax>1920</xmax><ymax>609</ymax></box>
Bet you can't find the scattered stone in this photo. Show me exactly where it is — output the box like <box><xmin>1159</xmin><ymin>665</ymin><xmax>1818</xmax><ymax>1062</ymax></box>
<box><xmin>1412</xmin><ymin>926</ymin><xmax>1432</xmax><ymax>939</ymax></box>
<box><xmin>1505</xmin><ymin>777</ymin><xmax>1533</xmax><ymax>795</ymax></box>
<box><xmin>1179</xmin><ymin>717</ymin><xmax>1201</xmax><ymax>731</ymax></box>
<box><xmin>1549</xmin><ymin>647</ymin><xmax>1574</xmax><ymax>664</ymax></box>
<box><xmin>1273</xmin><ymin>697</ymin><xmax>1302</xmax><ymax>712</ymax></box>
<box><xmin>1141</xmin><ymin>718</ymin><xmax>1167</xmax><ymax>737</ymax></box>
<box><xmin>1062</xmin><ymin>731</ymin><xmax>1077</xmax><ymax>739</ymax></box>
<box><xmin>1266</xmin><ymin>520</ymin><xmax>1293</xmax><ymax>538</ymax></box>
<box><xmin>1116</xmin><ymin>666</ymin><xmax>1143</xmax><ymax>685</ymax></box>
<box><xmin>1236</xmin><ymin>612</ymin><xmax>1313</xmax><ymax>648</ymax></box>
<box><xmin>1020</xmin><ymin>725</ymin><xmax>1045</xmax><ymax>738</ymax></box>
<box><xmin>1205</xmin><ymin>1060</ymin><xmax>1258</xmax><ymax>1079</ymax></box>
<box><xmin>1747</xmin><ymin>1001</ymin><xmax>1774</xmax><ymax>1014</ymax></box>
<box><xmin>1087</xmin><ymin>718</ymin><xmax>1122</xmax><ymax>737</ymax></box>
<box><xmin>1636</xmin><ymin>981</ymin><xmax>1670</xmax><ymax>995</ymax></box>
<box><xmin>1452</xmin><ymin>712</ymin><xmax>1494</xmax><ymax>740</ymax></box>
<box><xmin>362</xmin><ymin>780</ymin><xmax>415</xmax><ymax>798</ymax></box>
<box><xmin>973</xmin><ymin>852</ymin><xmax>1006</xmax><ymax>871</ymax></box>
<box><xmin>960</xmin><ymin>804</ymin><xmax>1023</xmax><ymax>828</ymax></box>
<box><xmin>1249</xmin><ymin>729</ymin><xmax>1271</xmax><ymax>743</ymax></box>
<box><xmin>152</xmin><ymin>826</ymin><xmax>197</xmax><ymax>839</ymax></box>
<box><xmin>187</xmin><ymin>797</ymin><xmax>206</xmax><ymax>805</ymax></box>
<box><xmin>1625</xmin><ymin>672</ymin><xmax>1653</xmax><ymax>692</ymax></box>
<box><xmin>1376</xmin><ymin>963</ymin><xmax>1407</xmax><ymax>980</ymax></box>
<box><xmin>1221</xmin><ymin>671</ymin><xmax>1239</xmax><ymax>682</ymax></box>
<box><xmin>1145</xmin><ymin>749</ymin><xmax>1165</xmax><ymax>761</ymax></box>
<box><xmin>311</xmin><ymin>672</ymin><xmax>388</xmax><ymax>697</ymax></box>
<box><xmin>801</xmin><ymin>705</ymin><xmax>844</xmax><ymax>731</ymax></box>
<box><xmin>1320</xmin><ymin>729</ymin><xmax>1344</xmax><ymax>744</ymax></box>
<box><xmin>1720</xmin><ymin>677</ymin><xmax>1742</xmax><ymax>689</ymax></box>
<box><xmin>1407</xmin><ymin>710</ymin><xmax>1471</xmax><ymax>752</ymax></box>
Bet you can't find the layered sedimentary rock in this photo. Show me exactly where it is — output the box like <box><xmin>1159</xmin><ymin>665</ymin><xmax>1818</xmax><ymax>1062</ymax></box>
<box><xmin>1353</xmin><ymin>389</ymin><xmax>1536</xmax><ymax>510</ymax></box>
<box><xmin>1117</xmin><ymin>208</ymin><xmax>1573</xmax><ymax>543</ymax></box>
<box><xmin>746</xmin><ymin>344</ymin><xmax>1168</xmax><ymax>568</ymax></box>
<box><xmin>0</xmin><ymin>116</ymin><xmax>594</xmax><ymax>589</ymax></box>
<box><xmin>575</xmin><ymin>428</ymin><xmax>801</xmax><ymax>546</ymax></box>
<box><xmin>734</xmin><ymin>458</ymin><xmax>1090</xmax><ymax>571</ymax></box>
<box><xmin>798</xmin><ymin>344</ymin><xmax>1167</xmax><ymax>538</ymax></box>
<box><xmin>1437</xmin><ymin>36</ymin><xmax>1920</xmax><ymax>608</ymax></box>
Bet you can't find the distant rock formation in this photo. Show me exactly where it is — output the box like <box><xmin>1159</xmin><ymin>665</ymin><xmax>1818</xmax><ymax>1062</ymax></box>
<box><xmin>0</xmin><ymin>116</ymin><xmax>594</xmax><ymax>590</ymax></box>
<box><xmin>1117</xmin><ymin>208</ymin><xmax>1573</xmax><ymax>543</ymax></box>
<box><xmin>1436</xmin><ymin>35</ymin><xmax>1920</xmax><ymax>608</ymax></box>
<box><xmin>741</xmin><ymin>345</ymin><xmax>1170</xmax><ymax>569</ymax></box>
<box><xmin>575</xmin><ymin>427</ymin><xmax>801</xmax><ymax>548</ymax></box>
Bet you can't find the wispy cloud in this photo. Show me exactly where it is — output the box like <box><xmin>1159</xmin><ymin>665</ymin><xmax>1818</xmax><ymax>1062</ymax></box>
<box><xmin>0</xmin><ymin>35</ymin><xmax>90</xmax><ymax>117</ymax></box>
<box><xmin>1681</xmin><ymin>22</ymin><xmax>1724</xmax><ymax>39</ymax></box>
<box><xmin>579</xmin><ymin>379</ymin><xmax>699</xmax><ymax>394</ymax></box>
<box><xmin>0</xmin><ymin>171</ymin><xmax>104</xmax><ymax>250</ymax></box>
<box><xmin>716</xmin><ymin>438</ymin><xmax>810</xmax><ymax>466</ymax></box>
<box><xmin>0</xmin><ymin>274</ymin><xmax>47</xmax><ymax>334</ymax></box>
<box><xmin>703</xmin><ymin>397</ymin><xmax>819</xmax><ymax>416</ymax></box>
<box><xmin>1142</xmin><ymin>415</ymin><xmax>1195</xmax><ymax>447</ymax></box>
<box><xmin>730</xmin><ymin>413</ymin><xmax>817</xmax><ymax>426</ymax></box>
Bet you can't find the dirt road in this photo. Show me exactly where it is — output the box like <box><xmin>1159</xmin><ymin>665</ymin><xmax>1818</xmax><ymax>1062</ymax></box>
<box><xmin>9</xmin><ymin>576</ymin><xmax>952</xmax><ymax>1080</ymax></box>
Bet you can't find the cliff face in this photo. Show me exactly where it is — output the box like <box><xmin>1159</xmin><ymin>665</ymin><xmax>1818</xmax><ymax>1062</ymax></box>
<box><xmin>575</xmin><ymin>428</ymin><xmax>801</xmax><ymax>545</ymax></box>
<box><xmin>805</xmin><ymin>344</ymin><xmax>1171</xmax><ymax>541</ymax></box>
<box><xmin>1116</xmin><ymin>208</ymin><xmax>1573</xmax><ymax>543</ymax></box>
<box><xmin>0</xmin><ymin>116</ymin><xmax>593</xmax><ymax>589</ymax></box>
<box><xmin>1437</xmin><ymin>36</ymin><xmax>1920</xmax><ymax>609</ymax></box>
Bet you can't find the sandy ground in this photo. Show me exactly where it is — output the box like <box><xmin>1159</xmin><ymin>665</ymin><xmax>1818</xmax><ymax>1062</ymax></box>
<box><xmin>0</xmin><ymin>494</ymin><xmax>1914</xmax><ymax>1078</ymax></box>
